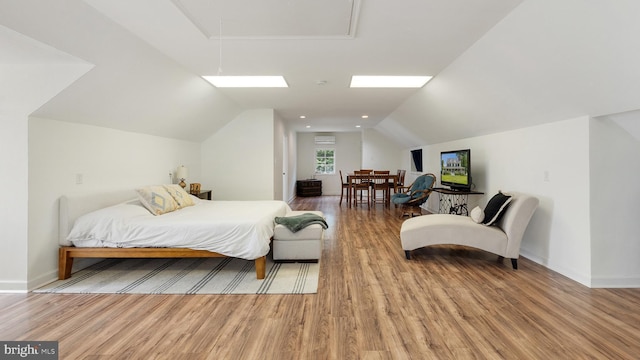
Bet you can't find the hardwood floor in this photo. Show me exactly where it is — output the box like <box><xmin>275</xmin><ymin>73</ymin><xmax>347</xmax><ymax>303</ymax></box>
<box><xmin>1</xmin><ymin>195</ymin><xmax>639</xmax><ymax>359</ymax></box>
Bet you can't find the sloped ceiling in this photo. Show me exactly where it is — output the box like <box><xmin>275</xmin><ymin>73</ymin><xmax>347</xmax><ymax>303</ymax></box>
<box><xmin>0</xmin><ymin>25</ymin><xmax>93</xmax><ymax>117</ymax></box>
<box><xmin>0</xmin><ymin>0</ymin><xmax>521</xmax><ymax>141</ymax></box>
<box><xmin>601</xmin><ymin>110</ymin><xmax>640</xmax><ymax>141</ymax></box>
<box><xmin>0</xmin><ymin>0</ymin><xmax>243</xmax><ymax>141</ymax></box>
<box><xmin>2</xmin><ymin>0</ymin><xmax>639</xmax><ymax>145</ymax></box>
<box><xmin>385</xmin><ymin>0</ymin><xmax>640</xmax><ymax>146</ymax></box>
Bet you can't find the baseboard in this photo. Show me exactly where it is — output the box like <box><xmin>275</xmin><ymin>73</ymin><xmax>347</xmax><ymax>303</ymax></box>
<box><xmin>590</xmin><ymin>276</ymin><xmax>640</xmax><ymax>288</ymax></box>
<box><xmin>0</xmin><ymin>280</ymin><xmax>28</xmax><ymax>293</ymax></box>
<box><xmin>520</xmin><ymin>250</ymin><xmax>640</xmax><ymax>288</ymax></box>
<box><xmin>0</xmin><ymin>259</ymin><xmax>116</xmax><ymax>292</ymax></box>
<box><xmin>519</xmin><ymin>250</ymin><xmax>591</xmax><ymax>287</ymax></box>
<box><xmin>27</xmin><ymin>269</ymin><xmax>59</xmax><ymax>291</ymax></box>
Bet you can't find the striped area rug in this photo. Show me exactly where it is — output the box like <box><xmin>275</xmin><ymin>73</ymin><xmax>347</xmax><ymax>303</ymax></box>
<box><xmin>34</xmin><ymin>257</ymin><xmax>319</xmax><ymax>295</ymax></box>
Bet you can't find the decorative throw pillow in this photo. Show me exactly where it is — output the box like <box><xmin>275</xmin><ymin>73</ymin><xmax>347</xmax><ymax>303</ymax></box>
<box><xmin>470</xmin><ymin>206</ymin><xmax>484</xmax><ymax>223</ymax></box>
<box><xmin>482</xmin><ymin>191</ymin><xmax>512</xmax><ymax>226</ymax></box>
<box><xmin>135</xmin><ymin>185</ymin><xmax>179</xmax><ymax>215</ymax></box>
<box><xmin>163</xmin><ymin>184</ymin><xmax>195</xmax><ymax>208</ymax></box>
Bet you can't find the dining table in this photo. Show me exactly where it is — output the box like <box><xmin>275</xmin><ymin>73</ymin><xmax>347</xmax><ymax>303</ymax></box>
<box><xmin>346</xmin><ymin>172</ymin><xmax>399</xmax><ymax>208</ymax></box>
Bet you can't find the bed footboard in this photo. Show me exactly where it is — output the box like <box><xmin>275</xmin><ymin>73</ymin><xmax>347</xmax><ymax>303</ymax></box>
<box><xmin>58</xmin><ymin>247</ymin><xmax>266</xmax><ymax>280</ymax></box>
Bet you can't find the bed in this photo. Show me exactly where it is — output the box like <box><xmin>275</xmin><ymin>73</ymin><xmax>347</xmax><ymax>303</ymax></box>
<box><xmin>58</xmin><ymin>188</ymin><xmax>291</xmax><ymax>280</ymax></box>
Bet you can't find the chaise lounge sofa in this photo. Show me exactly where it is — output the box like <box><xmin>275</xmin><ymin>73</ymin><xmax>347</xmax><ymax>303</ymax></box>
<box><xmin>400</xmin><ymin>192</ymin><xmax>538</xmax><ymax>269</ymax></box>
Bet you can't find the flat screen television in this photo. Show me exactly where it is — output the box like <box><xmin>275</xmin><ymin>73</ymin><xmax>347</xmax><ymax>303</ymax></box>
<box><xmin>440</xmin><ymin>149</ymin><xmax>471</xmax><ymax>191</ymax></box>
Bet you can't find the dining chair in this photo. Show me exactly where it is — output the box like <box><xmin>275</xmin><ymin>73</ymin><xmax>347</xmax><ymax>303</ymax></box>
<box><xmin>395</xmin><ymin>169</ymin><xmax>407</xmax><ymax>194</ymax></box>
<box><xmin>371</xmin><ymin>170</ymin><xmax>391</xmax><ymax>206</ymax></box>
<box><xmin>351</xmin><ymin>170</ymin><xmax>371</xmax><ymax>208</ymax></box>
<box><xmin>339</xmin><ymin>170</ymin><xmax>350</xmax><ymax>206</ymax></box>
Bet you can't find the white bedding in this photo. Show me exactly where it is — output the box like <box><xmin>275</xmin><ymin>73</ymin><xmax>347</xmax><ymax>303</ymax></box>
<box><xmin>66</xmin><ymin>197</ymin><xmax>291</xmax><ymax>260</ymax></box>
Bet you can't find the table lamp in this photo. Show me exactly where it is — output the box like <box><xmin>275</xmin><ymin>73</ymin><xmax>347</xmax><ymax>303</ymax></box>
<box><xmin>176</xmin><ymin>165</ymin><xmax>188</xmax><ymax>189</ymax></box>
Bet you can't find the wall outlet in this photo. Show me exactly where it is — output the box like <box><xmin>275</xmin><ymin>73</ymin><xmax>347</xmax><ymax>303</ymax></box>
<box><xmin>76</xmin><ymin>173</ymin><xmax>83</xmax><ymax>184</ymax></box>
<box><xmin>543</xmin><ymin>170</ymin><xmax>550</xmax><ymax>182</ymax></box>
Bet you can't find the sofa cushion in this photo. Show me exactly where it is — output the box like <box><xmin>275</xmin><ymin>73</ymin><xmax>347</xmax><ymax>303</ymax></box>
<box><xmin>391</xmin><ymin>193</ymin><xmax>411</xmax><ymax>204</ymax></box>
<box><xmin>483</xmin><ymin>191</ymin><xmax>512</xmax><ymax>226</ymax></box>
<box><xmin>470</xmin><ymin>206</ymin><xmax>484</xmax><ymax>223</ymax></box>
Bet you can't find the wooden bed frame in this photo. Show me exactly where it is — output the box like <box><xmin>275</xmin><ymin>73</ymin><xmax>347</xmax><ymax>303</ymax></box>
<box><xmin>58</xmin><ymin>191</ymin><xmax>267</xmax><ymax>280</ymax></box>
<box><xmin>58</xmin><ymin>247</ymin><xmax>266</xmax><ymax>280</ymax></box>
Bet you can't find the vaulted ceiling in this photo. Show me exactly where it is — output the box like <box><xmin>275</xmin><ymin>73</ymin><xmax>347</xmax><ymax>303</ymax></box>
<box><xmin>2</xmin><ymin>0</ymin><xmax>640</xmax><ymax>146</ymax></box>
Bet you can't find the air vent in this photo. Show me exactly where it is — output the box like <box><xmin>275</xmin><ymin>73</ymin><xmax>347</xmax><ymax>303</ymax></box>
<box><xmin>315</xmin><ymin>136</ymin><xmax>335</xmax><ymax>145</ymax></box>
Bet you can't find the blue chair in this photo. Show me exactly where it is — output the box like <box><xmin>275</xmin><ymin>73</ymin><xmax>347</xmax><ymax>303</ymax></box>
<box><xmin>391</xmin><ymin>173</ymin><xmax>436</xmax><ymax>217</ymax></box>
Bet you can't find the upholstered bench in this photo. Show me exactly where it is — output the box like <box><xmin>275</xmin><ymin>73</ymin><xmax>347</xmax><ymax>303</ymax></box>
<box><xmin>273</xmin><ymin>211</ymin><xmax>325</xmax><ymax>261</ymax></box>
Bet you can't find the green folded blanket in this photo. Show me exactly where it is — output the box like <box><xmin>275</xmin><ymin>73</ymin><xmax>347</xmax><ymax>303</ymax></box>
<box><xmin>275</xmin><ymin>213</ymin><xmax>328</xmax><ymax>233</ymax></box>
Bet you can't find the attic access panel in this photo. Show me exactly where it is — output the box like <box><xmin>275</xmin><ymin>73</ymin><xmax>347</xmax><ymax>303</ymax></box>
<box><xmin>172</xmin><ymin>0</ymin><xmax>360</xmax><ymax>39</ymax></box>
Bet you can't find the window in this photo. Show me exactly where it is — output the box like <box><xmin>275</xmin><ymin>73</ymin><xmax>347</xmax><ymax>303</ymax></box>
<box><xmin>315</xmin><ymin>148</ymin><xmax>335</xmax><ymax>174</ymax></box>
<box><xmin>410</xmin><ymin>149</ymin><xmax>423</xmax><ymax>172</ymax></box>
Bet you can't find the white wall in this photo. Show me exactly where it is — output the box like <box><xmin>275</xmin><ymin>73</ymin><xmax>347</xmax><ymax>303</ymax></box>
<box><xmin>284</xmin><ymin>128</ymin><xmax>298</xmax><ymax>203</ymax></box>
<box><xmin>389</xmin><ymin>0</ymin><xmax>640</xmax><ymax>147</ymax></box>
<box><xmin>362</xmin><ymin>128</ymin><xmax>403</xmax><ymax>172</ymax></box>
<box><xmin>0</xmin><ymin>26</ymin><xmax>93</xmax><ymax>291</ymax></box>
<box><xmin>296</xmin><ymin>130</ymin><xmax>404</xmax><ymax>197</ymax></box>
<box><xmin>419</xmin><ymin>116</ymin><xmax>593</xmax><ymax>286</ymax></box>
<box><xmin>201</xmin><ymin>109</ymin><xmax>276</xmax><ymax>200</ymax></box>
<box><xmin>296</xmin><ymin>132</ymin><xmax>362</xmax><ymax>196</ymax></box>
<box><xmin>0</xmin><ymin>114</ymin><xmax>28</xmax><ymax>291</ymax></box>
<box><xmin>273</xmin><ymin>113</ymin><xmax>285</xmax><ymax>201</ymax></box>
<box><xmin>26</xmin><ymin>117</ymin><xmax>200</xmax><ymax>289</ymax></box>
<box><xmin>590</xmin><ymin>118</ymin><xmax>640</xmax><ymax>287</ymax></box>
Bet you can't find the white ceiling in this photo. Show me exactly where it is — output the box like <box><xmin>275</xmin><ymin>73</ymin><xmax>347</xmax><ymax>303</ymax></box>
<box><xmin>2</xmin><ymin>0</ymin><xmax>640</xmax><ymax>145</ymax></box>
<box><xmin>169</xmin><ymin>0</ymin><xmax>360</xmax><ymax>39</ymax></box>
<box><xmin>81</xmin><ymin>0</ymin><xmax>521</xmax><ymax>132</ymax></box>
<box><xmin>0</xmin><ymin>0</ymin><xmax>522</xmax><ymax>139</ymax></box>
<box><xmin>385</xmin><ymin>0</ymin><xmax>640</xmax><ymax>146</ymax></box>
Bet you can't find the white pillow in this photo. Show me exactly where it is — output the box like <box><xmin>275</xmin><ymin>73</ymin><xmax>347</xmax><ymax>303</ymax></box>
<box><xmin>135</xmin><ymin>185</ymin><xmax>179</xmax><ymax>215</ymax></box>
<box><xmin>163</xmin><ymin>184</ymin><xmax>195</xmax><ymax>208</ymax></box>
<box><xmin>470</xmin><ymin>206</ymin><xmax>484</xmax><ymax>223</ymax></box>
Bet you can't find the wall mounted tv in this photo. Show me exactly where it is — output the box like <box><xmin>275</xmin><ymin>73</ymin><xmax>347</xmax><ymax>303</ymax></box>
<box><xmin>440</xmin><ymin>149</ymin><xmax>471</xmax><ymax>191</ymax></box>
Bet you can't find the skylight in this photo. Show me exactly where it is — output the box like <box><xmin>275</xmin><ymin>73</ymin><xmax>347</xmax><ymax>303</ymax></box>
<box><xmin>349</xmin><ymin>76</ymin><xmax>432</xmax><ymax>88</ymax></box>
<box><xmin>202</xmin><ymin>76</ymin><xmax>288</xmax><ymax>88</ymax></box>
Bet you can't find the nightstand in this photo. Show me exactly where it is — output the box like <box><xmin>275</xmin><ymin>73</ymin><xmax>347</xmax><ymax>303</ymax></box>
<box><xmin>192</xmin><ymin>190</ymin><xmax>212</xmax><ymax>200</ymax></box>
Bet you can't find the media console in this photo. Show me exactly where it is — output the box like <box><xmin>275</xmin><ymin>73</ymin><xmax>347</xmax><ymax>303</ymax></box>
<box><xmin>296</xmin><ymin>179</ymin><xmax>322</xmax><ymax>197</ymax></box>
<box><xmin>432</xmin><ymin>188</ymin><xmax>484</xmax><ymax>216</ymax></box>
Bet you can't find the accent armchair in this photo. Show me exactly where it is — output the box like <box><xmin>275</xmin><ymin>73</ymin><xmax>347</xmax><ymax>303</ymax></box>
<box><xmin>391</xmin><ymin>173</ymin><xmax>436</xmax><ymax>217</ymax></box>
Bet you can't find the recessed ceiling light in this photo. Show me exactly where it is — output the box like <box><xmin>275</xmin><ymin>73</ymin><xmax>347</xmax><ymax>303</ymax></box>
<box><xmin>355</xmin><ymin>125</ymin><xmax>361</xmax><ymax>128</ymax></box>
<box><xmin>350</xmin><ymin>75</ymin><xmax>432</xmax><ymax>88</ymax></box>
<box><xmin>202</xmin><ymin>76</ymin><xmax>288</xmax><ymax>88</ymax></box>
<box><xmin>306</xmin><ymin>125</ymin><xmax>311</xmax><ymax>128</ymax></box>
<box><xmin>361</xmin><ymin>115</ymin><xmax>369</xmax><ymax>119</ymax></box>
<box><xmin>300</xmin><ymin>115</ymin><xmax>306</xmax><ymax>119</ymax></box>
